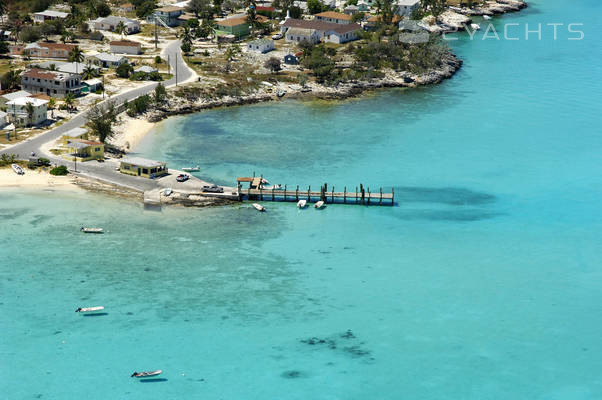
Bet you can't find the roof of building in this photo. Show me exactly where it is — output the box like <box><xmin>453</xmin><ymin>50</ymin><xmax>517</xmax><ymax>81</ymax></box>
<box><xmin>83</xmin><ymin>78</ymin><xmax>102</xmax><ymax>86</ymax></box>
<box><xmin>57</xmin><ymin>62</ymin><xmax>98</xmax><ymax>75</ymax></box>
<box><xmin>30</xmin><ymin>42</ymin><xmax>76</xmax><ymax>51</ymax></box>
<box><xmin>397</xmin><ymin>0</ymin><xmax>420</xmax><ymax>5</ymax></box>
<box><xmin>91</xmin><ymin>52</ymin><xmax>127</xmax><ymax>62</ymax></box>
<box><xmin>134</xmin><ymin>65</ymin><xmax>158</xmax><ymax>73</ymax></box>
<box><xmin>22</xmin><ymin>68</ymin><xmax>77</xmax><ymax>81</ymax></box>
<box><xmin>248</xmin><ymin>38</ymin><xmax>274</xmax><ymax>46</ymax></box>
<box><xmin>98</xmin><ymin>16</ymin><xmax>139</xmax><ymax>25</ymax></box>
<box><xmin>34</xmin><ymin>10</ymin><xmax>69</xmax><ymax>18</ymax></box>
<box><xmin>315</xmin><ymin>11</ymin><xmax>353</xmax><ymax>21</ymax></box>
<box><xmin>66</xmin><ymin>139</ymin><xmax>103</xmax><ymax>149</ymax></box>
<box><xmin>121</xmin><ymin>157</ymin><xmax>166</xmax><ymax>167</ymax></box>
<box><xmin>6</xmin><ymin>97</ymin><xmax>48</xmax><ymax>107</ymax></box>
<box><xmin>110</xmin><ymin>40</ymin><xmax>141</xmax><ymax>47</ymax></box>
<box><xmin>217</xmin><ymin>15</ymin><xmax>267</xmax><ymax>27</ymax></box>
<box><xmin>63</xmin><ymin>127</ymin><xmax>88</xmax><ymax>137</ymax></box>
<box><xmin>283</xmin><ymin>18</ymin><xmax>361</xmax><ymax>35</ymax></box>
<box><xmin>286</xmin><ymin>27</ymin><xmax>318</xmax><ymax>36</ymax></box>
<box><xmin>30</xmin><ymin>93</ymin><xmax>51</xmax><ymax>100</ymax></box>
<box><xmin>156</xmin><ymin>5</ymin><xmax>184</xmax><ymax>12</ymax></box>
<box><xmin>2</xmin><ymin>90</ymin><xmax>32</xmax><ymax>101</ymax></box>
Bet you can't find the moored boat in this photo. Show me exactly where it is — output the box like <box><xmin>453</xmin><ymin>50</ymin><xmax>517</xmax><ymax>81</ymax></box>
<box><xmin>314</xmin><ymin>201</ymin><xmax>325</xmax><ymax>209</ymax></box>
<box><xmin>471</xmin><ymin>23</ymin><xmax>481</xmax><ymax>30</ymax></box>
<box><xmin>483</xmin><ymin>15</ymin><xmax>492</xmax><ymax>20</ymax></box>
<box><xmin>297</xmin><ymin>200</ymin><xmax>307</xmax><ymax>209</ymax></box>
<box><xmin>181</xmin><ymin>166</ymin><xmax>200</xmax><ymax>172</ymax></box>
<box><xmin>81</xmin><ymin>227</ymin><xmax>104</xmax><ymax>233</ymax></box>
<box><xmin>131</xmin><ymin>370</ymin><xmax>162</xmax><ymax>378</ymax></box>
<box><xmin>75</xmin><ymin>306</ymin><xmax>105</xmax><ymax>313</ymax></box>
<box><xmin>252</xmin><ymin>203</ymin><xmax>265</xmax><ymax>212</ymax></box>
<box><xmin>11</xmin><ymin>164</ymin><xmax>24</xmax><ymax>175</ymax></box>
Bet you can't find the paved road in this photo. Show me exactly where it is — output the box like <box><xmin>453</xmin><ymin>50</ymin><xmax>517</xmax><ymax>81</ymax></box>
<box><xmin>0</xmin><ymin>40</ymin><xmax>194</xmax><ymax>161</ymax></box>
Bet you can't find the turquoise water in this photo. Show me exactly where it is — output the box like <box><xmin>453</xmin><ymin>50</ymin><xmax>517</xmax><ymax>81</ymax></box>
<box><xmin>3</xmin><ymin>0</ymin><xmax>602</xmax><ymax>398</ymax></box>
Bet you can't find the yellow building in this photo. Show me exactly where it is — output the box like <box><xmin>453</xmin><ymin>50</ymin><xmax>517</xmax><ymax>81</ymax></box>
<box><xmin>62</xmin><ymin>140</ymin><xmax>104</xmax><ymax>162</ymax></box>
<box><xmin>119</xmin><ymin>157</ymin><xmax>168</xmax><ymax>179</ymax></box>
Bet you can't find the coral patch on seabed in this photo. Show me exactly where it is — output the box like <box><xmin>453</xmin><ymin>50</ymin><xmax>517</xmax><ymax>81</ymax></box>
<box><xmin>299</xmin><ymin>330</ymin><xmax>374</xmax><ymax>362</ymax></box>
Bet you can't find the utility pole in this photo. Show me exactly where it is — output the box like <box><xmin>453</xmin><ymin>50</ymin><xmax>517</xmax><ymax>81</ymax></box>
<box><xmin>154</xmin><ymin>17</ymin><xmax>158</xmax><ymax>50</ymax></box>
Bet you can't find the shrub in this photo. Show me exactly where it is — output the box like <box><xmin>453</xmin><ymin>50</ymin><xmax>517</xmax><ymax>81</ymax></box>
<box><xmin>116</xmin><ymin>63</ymin><xmax>133</xmax><ymax>78</ymax></box>
<box><xmin>154</xmin><ymin>55</ymin><xmax>162</xmax><ymax>64</ymax></box>
<box><xmin>50</xmin><ymin>165</ymin><xmax>69</xmax><ymax>175</ymax></box>
<box><xmin>126</xmin><ymin>95</ymin><xmax>152</xmax><ymax>116</ymax></box>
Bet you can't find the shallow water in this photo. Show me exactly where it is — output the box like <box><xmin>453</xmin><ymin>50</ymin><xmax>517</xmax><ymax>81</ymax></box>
<box><xmin>3</xmin><ymin>0</ymin><xmax>602</xmax><ymax>398</ymax></box>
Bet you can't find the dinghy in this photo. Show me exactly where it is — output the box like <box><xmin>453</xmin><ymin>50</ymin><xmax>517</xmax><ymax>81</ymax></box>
<box><xmin>252</xmin><ymin>203</ymin><xmax>265</xmax><ymax>212</ymax></box>
<box><xmin>314</xmin><ymin>201</ymin><xmax>325</xmax><ymax>209</ymax></box>
<box><xmin>483</xmin><ymin>15</ymin><xmax>492</xmax><ymax>20</ymax></box>
<box><xmin>297</xmin><ymin>200</ymin><xmax>307</xmax><ymax>209</ymax></box>
<box><xmin>181</xmin><ymin>166</ymin><xmax>200</xmax><ymax>172</ymax></box>
<box><xmin>11</xmin><ymin>164</ymin><xmax>24</xmax><ymax>175</ymax></box>
<box><xmin>471</xmin><ymin>23</ymin><xmax>481</xmax><ymax>30</ymax></box>
<box><xmin>81</xmin><ymin>227</ymin><xmax>104</xmax><ymax>233</ymax></box>
<box><xmin>75</xmin><ymin>306</ymin><xmax>105</xmax><ymax>313</ymax></box>
<box><xmin>131</xmin><ymin>370</ymin><xmax>162</xmax><ymax>378</ymax></box>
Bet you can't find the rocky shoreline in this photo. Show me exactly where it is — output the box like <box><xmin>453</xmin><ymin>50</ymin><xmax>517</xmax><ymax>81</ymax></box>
<box><xmin>144</xmin><ymin>51</ymin><xmax>462</xmax><ymax>123</ymax></box>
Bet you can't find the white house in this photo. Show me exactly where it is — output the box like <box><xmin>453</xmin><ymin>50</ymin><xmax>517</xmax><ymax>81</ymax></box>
<box><xmin>109</xmin><ymin>40</ymin><xmax>142</xmax><ymax>55</ymax></box>
<box><xmin>1</xmin><ymin>90</ymin><xmax>31</xmax><ymax>107</ymax></box>
<box><xmin>247</xmin><ymin>39</ymin><xmax>275</xmax><ymax>54</ymax></box>
<box><xmin>91</xmin><ymin>16</ymin><xmax>140</xmax><ymax>34</ymax></box>
<box><xmin>33</xmin><ymin>10</ymin><xmax>69</xmax><ymax>23</ymax></box>
<box><xmin>396</xmin><ymin>0</ymin><xmax>421</xmax><ymax>16</ymax></box>
<box><xmin>88</xmin><ymin>53</ymin><xmax>128</xmax><ymax>68</ymax></box>
<box><xmin>285</xmin><ymin>28</ymin><xmax>320</xmax><ymax>44</ymax></box>
<box><xmin>134</xmin><ymin>65</ymin><xmax>158</xmax><ymax>73</ymax></box>
<box><xmin>6</xmin><ymin>97</ymin><xmax>48</xmax><ymax>127</ymax></box>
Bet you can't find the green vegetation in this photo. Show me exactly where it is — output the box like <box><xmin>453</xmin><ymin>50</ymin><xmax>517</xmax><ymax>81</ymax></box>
<box><xmin>154</xmin><ymin>83</ymin><xmax>167</xmax><ymax>103</ymax></box>
<box><xmin>126</xmin><ymin>95</ymin><xmax>152</xmax><ymax>116</ymax></box>
<box><xmin>85</xmin><ymin>100</ymin><xmax>120</xmax><ymax>143</ymax></box>
<box><xmin>50</xmin><ymin>165</ymin><xmax>69</xmax><ymax>176</ymax></box>
<box><xmin>116</xmin><ymin>63</ymin><xmax>134</xmax><ymax>78</ymax></box>
<box><xmin>0</xmin><ymin>153</ymin><xmax>18</xmax><ymax>167</ymax></box>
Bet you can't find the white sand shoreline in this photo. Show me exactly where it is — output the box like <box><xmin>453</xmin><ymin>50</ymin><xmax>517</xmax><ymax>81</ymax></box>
<box><xmin>110</xmin><ymin>114</ymin><xmax>158</xmax><ymax>151</ymax></box>
<box><xmin>0</xmin><ymin>167</ymin><xmax>83</xmax><ymax>192</ymax></box>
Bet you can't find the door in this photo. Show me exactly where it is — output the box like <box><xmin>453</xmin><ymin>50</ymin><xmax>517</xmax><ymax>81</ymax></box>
<box><xmin>137</xmin><ymin>168</ymin><xmax>141</xmax><ymax>176</ymax></box>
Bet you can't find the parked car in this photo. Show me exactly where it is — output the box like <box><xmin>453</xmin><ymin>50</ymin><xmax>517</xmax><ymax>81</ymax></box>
<box><xmin>176</xmin><ymin>174</ymin><xmax>189</xmax><ymax>182</ymax></box>
<box><xmin>202</xmin><ymin>184</ymin><xmax>224</xmax><ymax>193</ymax></box>
<box><xmin>272</xmin><ymin>33</ymin><xmax>283</xmax><ymax>40</ymax></box>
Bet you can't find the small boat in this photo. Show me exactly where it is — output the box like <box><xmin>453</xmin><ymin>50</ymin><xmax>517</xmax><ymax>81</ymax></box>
<box><xmin>261</xmin><ymin>178</ymin><xmax>269</xmax><ymax>185</ymax></box>
<box><xmin>75</xmin><ymin>306</ymin><xmax>105</xmax><ymax>313</ymax></box>
<box><xmin>483</xmin><ymin>15</ymin><xmax>492</xmax><ymax>20</ymax></box>
<box><xmin>181</xmin><ymin>166</ymin><xmax>200</xmax><ymax>172</ymax></box>
<box><xmin>131</xmin><ymin>370</ymin><xmax>162</xmax><ymax>378</ymax></box>
<box><xmin>277</xmin><ymin>90</ymin><xmax>286</xmax><ymax>98</ymax></box>
<box><xmin>471</xmin><ymin>23</ymin><xmax>481</xmax><ymax>30</ymax></box>
<box><xmin>252</xmin><ymin>203</ymin><xmax>265</xmax><ymax>212</ymax></box>
<box><xmin>297</xmin><ymin>200</ymin><xmax>307</xmax><ymax>209</ymax></box>
<box><xmin>81</xmin><ymin>227</ymin><xmax>104</xmax><ymax>233</ymax></box>
<box><xmin>314</xmin><ymin>201</ymin><xmax>325</xmax><ymax>209</ymax></box>
<box><xmin>161</xmin><ymin>188</ymin><xmax>173</xmax><ymax>196</ymax></box>
<box><xmin>11</xmin><ymin>164</ymin><xmax>24</xmax><ymax>175</ymax></box>
<box><xmin>265</xmin><ymin>184</ymin><xmax>282</xmax><ymax>190</ymax></box>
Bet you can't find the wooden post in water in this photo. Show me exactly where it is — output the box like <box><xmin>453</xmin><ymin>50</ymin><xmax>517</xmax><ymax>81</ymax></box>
<box><xmin>392</xmin><ymin>187</ymin><xmax>395</xmax><ymax>205</ymax></box>
<box><xmin>360</xmin><ymin>184</ymin><xmax>365</xmax><ymax>205</ymax></box>
<box><xmin>344</xmin><ymin>186</ymin><xmax>347</xmax><ymax>204</ymax></box>
<box><xmin>355</xmin><ymin>186</ymin><xmax>358</xmax><ymax>204</ymax></box>
<box><xmin>272</xmin><ymin>187</ymin><xmax>275</xmax><ymax>201</ymax></box>
<box><xmin>331</xmin><ymin>186</ymin><xmax>334</xmax><ymax>203</ymax></box>
<box><xmin>380</xmin><ymin>187</ymin><xmax>382</xmax><ymax>205</ymax></box>
<box><xmin>367</xmin><ymin>187</ymin><xmax>371</xmax><ymax>205</ymax></box>
<box><xmin>295</xmin><ymin>185</ymin><xmax>299</xmax><ymax>201</ymax></box>
<box><xmin>307</xmin><ymin>185</ymin><xmax>311</xmax><ymax>202</ymax></box>
<box><xmin>284</xmin><ymin>184</ymin><xmax>287</xmax><ymax>202</ymax></box>
<box><xmin>260</xmin><ymin>186</ymin><xmax>263</xmax><ymax>201</ymax></box>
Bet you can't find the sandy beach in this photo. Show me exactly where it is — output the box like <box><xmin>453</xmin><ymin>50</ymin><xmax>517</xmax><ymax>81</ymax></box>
<box><xmin>110</xmin><ymin>115</ymin><xmax>157</xmax><ymax>150</ymax></box>
<box><xmin>0</xmin><ymin>167</ymin><xmax>83</xmax><ymax>191</ymax></box>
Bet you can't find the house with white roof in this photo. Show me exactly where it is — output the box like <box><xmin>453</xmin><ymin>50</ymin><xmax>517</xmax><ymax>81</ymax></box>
<box><xmin>134</xmin><ymin>65</ymin><xmax>158</xmax><ymax>74</ymax></box>
<box><xmin>6</xmin><ymin>97</ymin><xmax>48</xmax><ymax>127</ymax></box>
<box><xmin>1</xmin><ymin>90</ymin><xmax>31</xmax><ymax>107</ymax></box>
<box><xmin>33</xmin><ymin>10</ymin><xmax>69</xmax><ymax>23</ymax></box>
<box><xmin>396</xmin><ymin>0</ymin><xmax>420</xmax><ymax>16</ymax></box>
<box><xmin>110</xmin><ymin>40</ymin><xmax>142</xmax><ymax>55</ymax></box>
<box><xmin>247</xmin><ymin>39</ymin><xmax>275</xmax><ymax>54</ymax></box>
<box><xmin>88</xmin><ymin>53</ymin><xmax>128</xmax><ymax>68</ymax></box>
<box><xmin>91</xmin><ymin>16</ymin><xmax>140</xmax><ymax>34</ymax></box>
<box><xmin>56</xmin><ymin>62</ymin><xmax>100</xmax><ymax>75</ymax></box>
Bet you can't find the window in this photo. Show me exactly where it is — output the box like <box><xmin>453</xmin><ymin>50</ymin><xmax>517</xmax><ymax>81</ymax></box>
<box><xmin>53</xmin><ymin>90</ymin><xmax>57</xmax><ymax>94</ymax></box>
<box><xmin>142</xmin><ymin>168</ymin><xmax>148</xmax><ymax>174</ymax></box>
<box><xmin>95</xmin><ymin>147</ymin><xmax>100</xmax><ymax>152</ymax></box>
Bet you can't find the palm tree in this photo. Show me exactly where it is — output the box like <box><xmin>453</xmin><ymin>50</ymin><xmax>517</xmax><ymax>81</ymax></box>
<box><xmin>24</xmin><ymin>102</ymin><xmax>35</xmax><ymax>127</ymax></box>
<box><xmin>68</xmin><ymin>46</ymin><xmax>85</xmax><ymax>74</ymax></box>
<box><xmin>3</xmin><ymin>69</ymin><xmax>22</xmax><ymax>90</ymax></box>
<box><xmin>115</xmin><ymin>21</ymin><xmax>127</xmax><ymax>39</ymax></box>
<box><xmin>180</xmin><ymin>25</ymin><xmax>193</xmax><ymax>47</ymax></box>
<box><xmin>64</xmin><ymin>93</ymin><xmax>75</xmax><ymax>112</ymax></box>
<box><xmin>82</xmin><ymin>64</ymin><xmax>97</xmax><ymax>80</ymax></box>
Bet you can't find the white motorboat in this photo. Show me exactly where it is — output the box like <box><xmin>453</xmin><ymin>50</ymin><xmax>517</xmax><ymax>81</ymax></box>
<box><xmin>297</xmin><ymin>200</ymin><xmax>307</xmax><ymax>209</ymax></box>
<box><xmin>81</xmin><ymin>227</ymin><xmax>104</xmax><ymax>233</ymax></box>
<box><xmin>483</xmin><ymin>15</ymin><xmax>492</xmax><ymax>20</ymax></box>
<box><xmin>471</xmin><ymin>23</ymin><xmax>481</xmax><ymax>30</ymax></box>
<box><xmin>261</xmin><ymin>178</ymin><xmax>269</xmax><ymax>185</ymax></box>
<box><xmin>131</xmin><ymin>370</ymin><xmax>162</xmax><ymax>378</ymax></box>
<box><xmin>265</xmin><ymin>184</ymin><xmax>282</xmax><ymax>190</ymax></box>
<box><xmin>277</xmin><ymin>90</ymin><xmax>286</xmax><ymax>98</ymax></box>
<box><xmin>314</xmin><ymin>201</ymin><xmax>325</xmax><ymax>209</ymax></box>
<box><xmin>181</xmin><ymin>166</ymin><xmax>200</xmax><ymax>172</ymax></box>
<box><xmin>75</xmin><ymin>306</ymin><xmax>105</xmax><ymax>313</ymax></box>
<box><xmin>161</xmin><ymin>188</ymin><xmax>173</xmax><ymax>196</ymax></box>
<box><xmin>11</xmin><ymin>164</ymin><xmax>24</xmax><ymax>175</ymax></box>
<box><xmin>252</xmin><ymin>203</ymin><xmax>265</xmax><ymax>212</ymax></box>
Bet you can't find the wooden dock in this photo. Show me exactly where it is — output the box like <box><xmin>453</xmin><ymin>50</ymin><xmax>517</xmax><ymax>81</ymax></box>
<box><xmin>237</xmin><ymin>179</ymin><xmax>394</xmax><ymax>206</ymax></box>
